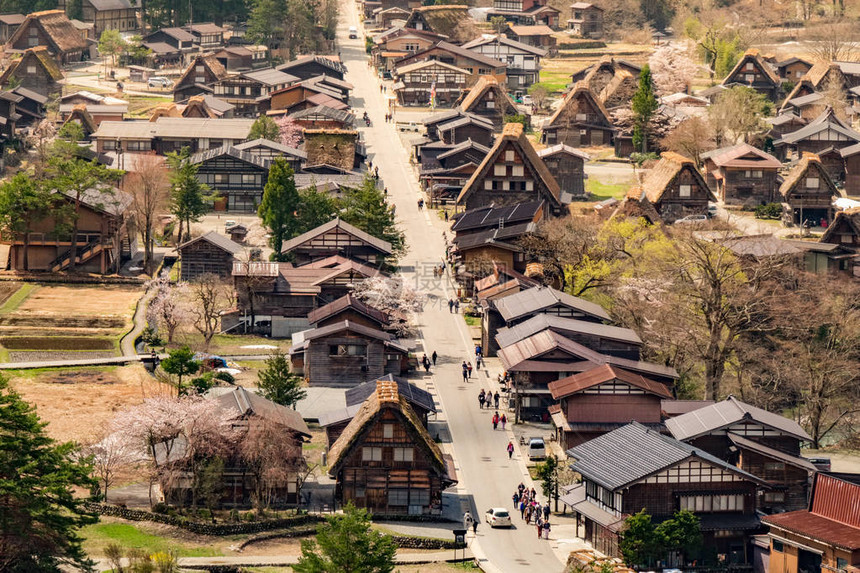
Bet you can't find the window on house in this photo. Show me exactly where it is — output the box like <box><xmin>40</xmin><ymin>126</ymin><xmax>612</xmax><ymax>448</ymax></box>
<box><xmin>764</xmin><ymin>491</ymin><xmax>785</xmax><ymax>503</ymax></box>
<box><xmin>214</xmin><ymin>173</ymin><xmax>229</xmax><ymax>184</ymax></box>
<box><xmin>679</xmin><ymin>494</ymin><xmax>744</xmax><ymax>512</ymax></box>
<box><xmin>383</xmin><ymin>424</ymin><xmax>394</xmax><ymax>438</ymax></box>
<box><xmin>772</xmin><ymin>541</ymin><xmax>784</xmax><ymax>552</ymax></box>
<box><xmin>505</xmin><ymin>150</ymin><xmax>515</xmax><ymax>162</ymax></box>
<box><xmin>745</xmin><ymin>74</ymin><xmax>755</xmax><ymax>83</ymax></box>
<box><xmin>484</xmin><ymin>180</ymin><xmax>492</xmax><ymax>190</ymax></box>
<box><xmin>806</xmin><ymin>177</ymin><xmax>820</xmax><ymax>189</ymax></box>
<box><xmin>362</xmin><ymin>446</ymin><xmax>382</xmax><ymax>461</ymax></box>
<box><xmin>745</xmin><ymin>62</ymin><xmax>754</xmax><ymax>71</ymax></box>
<box><xmin>388</xmin><ymin>489</ymin><xmax>409</xmax><ymax>505</ymax></box>
<box><xmin>679</xmin><ymin>184</ymin><xmax>691</xmax><ymax>197</ymax></box>
<box><xmin>838</xmin><ymin>558</ymin><xmax>848</xmax><ymax>570</ymax></box>
<box><xmin>576</xmin><ymin>113</ymin><xmax>587</xmax><ymax>121</ymax></box>
<box><xmin>525</xmin><ymin>180</ymin><xmax>533</xmax><ymax>191</ymax></box>
<box><xmin>512</xmin><ymin>165</ymin><xmax>524</xmax><ymax>177</ymax></box>
<box><xmin>393</xmin><ymin>447</ymin><xmax>413</xmax><ymax>462</ymax></box>
<box><xmin>494</xmin><ymin>164</ymin><xmax>506</xmax><ymax>176</ymax></box>
<box><xmin>242</xmin><ymin>174</ymin><xmax>258</xmax><ymax>184</ymax></box>
<box><xmin>26</xmin><ymin>65</ymin><xmax>36</xmax><ymax>74</ymax></box>
<box><xmin>354</xmin><ymin>487</ymin><xmax>366</xmax><ymax>498</ymax></box>
<box><xmin>329</xmin><ymin>344</ymin><xmax>366</xmax><ymax>356</ymax></box>
<box><xmin>103</xmin><ymin>139</ymin><xmax>117</xmax><ymax>151</ymax></box>
<box><xmin>841</xmin><ymin>234</ymin><xmax>854</xmax><ymax>244</ymax></box>
<box><xmin>196</xmin><ymin>65</ymin><xmax>204</xmax><ymax>72</ymax></box>
<box><xmin>486</xmin><ymin>101</ymin><xmax>495</xmax><ymax>109</ymax></box>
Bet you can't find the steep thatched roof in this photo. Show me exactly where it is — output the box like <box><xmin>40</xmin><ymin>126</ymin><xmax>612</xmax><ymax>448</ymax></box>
<box><xmin>64</xmin><ymin>104</ymin><xmax>97</xmax><ymax>135</ymax></box>
<box><xmin>457</xmin><ymin>122</ymin><xmax>561</xmax><ymax>207</ymax></box>
<box><xmin>821</xmin><ymin>208</ymin><xmax>860</xmax><ymax>244</ymax></box>
<box><xmin>457</xmin><ymin>75</ymin><xmax>517</xmax><ymax>115</ymax></box>
<box><xmin>149</xmin><ymin>102</ymin><xmax>181</xmax><ymax>121</ymax></box>
<box><xmin>176</xmin><ymin>54</ymin><xmax>229</xmax><ymax>88</ymax></box>
<box><xmin>610</xmin><ymin>191</ymin><xmax>663</xmax><ymax>225</ymax></box>
<box><xmin>405</xmin><ymin>5</ymin><xmax>476</xmax><ymax>43</ymax></box>
<box><xmin>722</xmin><ymin>49</ymin><xmax>780</xmax><ymax>87</ymax></box>
<box><xmin>0</xmin><ymin>47</ymin><xmax>64</xmax><ymax>86</ymax></box>
<box><xmin>779</xmin><ymin>153</ymin><xmax>841</xmax><ymax>200</ymax></box>
<box><xmin>639</xmin><ymin>151</ymin><xmax>713</xmax><ymax>203</ymax></box>
<box><xmin>804</xmin><ymin>61</ymin><xmax>847</xmax><ymax>89</ymax></box>
<box><xmin>327</xmin><ymin>378</ymin><xmax>453</xmax><ymax>483</ymax></box>
<box><xmin>9</xmin><ymin>10</ymin><xmax>88</xmax><ymax>53</ymax></box>
<box><xmin>546</xmin><ymin>82</ymin><xmax>613</xmax><ymax>130</ymax></box>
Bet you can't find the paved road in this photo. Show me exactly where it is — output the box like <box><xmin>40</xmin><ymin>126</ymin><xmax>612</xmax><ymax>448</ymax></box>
<box><xmin>339</xmin><ymin>8</ymin><xmax>565</xmax><ymax>573</ymax></box>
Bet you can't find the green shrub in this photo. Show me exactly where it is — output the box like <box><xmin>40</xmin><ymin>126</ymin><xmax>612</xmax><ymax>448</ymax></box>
<box><xmin>214</xmin><ymin>371</ymin><xmax>235</xmax><ymax>384</ymax></box>
<box><xmin>243</xmin><ymin>511</ymin><xmax>257</xmax><ymax>522</ymax></box>
<box><xmin>152</xmin><ymin>502</ymin><xmax>168</xmax><ymax>514</ymax></box>
<box><xmin>754</xmin><ymin>202</ymin><xmax>783</xmax><ymax>219</ymax></box>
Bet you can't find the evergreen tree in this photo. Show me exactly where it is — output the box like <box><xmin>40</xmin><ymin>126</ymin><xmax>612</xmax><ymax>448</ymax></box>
<box><xmin>340</xmin><ymin>175</ymin><xmax>405</xmax><ymax>260</ymax></box>
<box><xmin>259</xmin><ymin>158</ymin><xmax>301</xmax><ymax>260</ymax></box>
<box><xmin>293</xmin><ymin>502</ymin><xmax>397</xmax><ymax>573</ymax></box>
<box><xmin>160</xmin><ymin>345</ymin><xmax>200</xmax><ymax>396</ymax></box>
<box><xmin>296</xmin><ymin>186</ymin><xmax>338</xmax><ymax>234</ymax></box>
<box><xmin>249</xmin><ymin>115</ymin><xmax>281</xmax><ymax>142</ymax></box>
<box><xmin>166</xmin><ymin>148</ymin><xmax>210</xmax><ymax>243</ymax></box>
<box><xmin>0</xmin><ymin>376</ymin><xmax>98</xmax><ymax>571</ymax></box>
<box><xmin>0</xmin><ymin>174</ymin><xmax>56</xmax><ymax>271</ymax></box>
<box><xmin>257</xmin><ymin>351</ymin><xmax>306</xmax><ymax>408</ymax></box>
<box><xmin>619</xmin><ymin>509</ymin><xmax>660</xmax><ymax>568</ymax></box>
<box><xmin>632</xmin><ymin>64</ymin><xmax>658</xmax><ymax>153</ymax></box>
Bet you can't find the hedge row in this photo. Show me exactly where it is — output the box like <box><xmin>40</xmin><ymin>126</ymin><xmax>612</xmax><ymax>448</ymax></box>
<box><xmin>239</xmin><ymin>529</ymin><xmax>465</xmax><ymax>551</ymax></box>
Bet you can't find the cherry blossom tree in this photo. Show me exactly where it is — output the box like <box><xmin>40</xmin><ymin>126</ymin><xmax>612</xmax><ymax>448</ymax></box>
<box><xmin>147</xmin><ymin>273</ymin><xmax>191</xmax><ymax>344</ymax></box>
<box><xmin>649</xmin><ymin>44</ymin><xmax>698</xmax><ymax>96</ymax></box>
<box><xmin>84</xmin><ymin>430</ymin><xmax>138</xmax><ymax>503</ymax></box>
<box><xmin>274</xmin><ymin>114</ymin><xmax>303</xmax><ymax>149</ymax></box>
<box><xmin>352</xmin><ymin>276</ymin><xmax>426</xmax><ymax>336</ymax></box>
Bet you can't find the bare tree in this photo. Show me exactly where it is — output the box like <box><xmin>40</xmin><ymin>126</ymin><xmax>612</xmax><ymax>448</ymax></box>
<box><xmin>126</xmin><ymin>155</ymin><xmax>170</xmax><ymax>275</ymax></box>
<box><xmin>188</xmin><ymin>274</ymin><xmax>234</xmax><ymax>347</ymax></box>
<box><xmin>352</xmin><ymin>276</ymin><xmax>426</xmax><ymax>336</ymax></box>
<box><xmin>518</xmin><ymin>215</ymin><xmax>600</xmax><ymax>291</ymax></box>
<box><xmin>708</xmin><ymin>86</ymin><xmax>772</xmax><ymax>146</ymax></box>
<box><xmin>808</xmin><ymin>18</ymin><xmax>858</xmax><ymax>62</ymax></box>
<box><xmin>238</xmin><ymin>418</ymin><xmax>306</xmax><ymax>512</ymax></box>
<box><xmin>147</xmin><ymin>274</ymin><xmax>191</xmax><ymax>343</ymax></box>
<box><xmin>661</xmin><ymin>117</ymin><xmax>716</xmax><ymax>168</ymax></box>
<box><xmin>85</xmin><ymin>429</ymin><xmax>137</xmax><ymax>503</ymax></box>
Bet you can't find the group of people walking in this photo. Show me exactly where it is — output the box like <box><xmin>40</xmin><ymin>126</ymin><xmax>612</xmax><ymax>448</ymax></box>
<box><xmin>447</xmin><ymin>298</ymin><xmax>460</xmax><ymax>313</ymax></box>
<box><xmin>514</xmin><ymin>484</ymin><xmax>551</xmax><ymax>539</ymax></box>
<box><xmin>491</xmin><ymin>410</ymin><xmax>506</xmax><ymax>430</ymax></box>
<box><xmin>461</xmin><ymin>361</ymin><xmax>472</xmax><ymax>381</ymax></box>
<box><xmin>421</xmin><ymin>351</ymin><xmax>437</xmax><ymax>373</ymax></box>
<box><xmin>478</xmin><ymin>388</ymin><xmax>499</xmax><ymax>409</ymax></box>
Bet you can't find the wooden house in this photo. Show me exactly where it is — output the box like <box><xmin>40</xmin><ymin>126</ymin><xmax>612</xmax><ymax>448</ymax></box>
<box><xmin>775</xmin><ymin>57</ymin><xmax>812</xmax><ymax>82</ymax></box>
<box><xmin>264</xmin><ymin>81</ymin><xmax>348</xmax><ymax>114</ymax></box>
<box><xmin>327</xmin><ymin>378</ymin><xmax>456</xmax><ymax>515</ymax></box>
<box><xmin>779</xmin><ymin>153</ymin><xmax>841</xmax><ymax>226</ymax></box>
<box><xmin>211</xmin><ymin>45</ymin><xmax>255</xmax><ymax>71</ymax></box>
<box><xmin>92</xmin><ymin>117</ymin><xmax>254</xmax><ymax>156</ymax></box>
<box><xmin>3</xmin><ymin>187</ymin><xmax>133</xmax><ymax>274</ymax></box>
<box><xmin>213</xmin><ymin>68</ymin><xmax>299</xmax><ymax>116</ymax></box>
<box><xmin>538</xmin><ymin>144</ymin><xmax>588</xmax><ymax>200</ymax></box>
<box><xmin>234</xmin><ymin>138</ymin><xmax>305</xmax><ymax>168</ymax></box>
<box><xmin>454</xmin><ymin>75</ymin><xmax>518</xmax><ymax>130</ymax></box>
<box><xmin>542</xmin><ymin>83</ymin><xmax>614</xmax><ymax>148</ymax></box>
<box><xmin>11</xmin><ymin>86</ymin><xmax>47</xmax><ymax>126</ymax></box>
<box><xmin>394</xmin><ymin>60</ymin><xmax>469</xmax><ymax>107</ymax></box>
<box><xmin>774</xmin><ymin>109</ymin><xmax>860</xmax><ymax>181</ymax></box>
<box><xmin>156</xmin><ymin>386</ymin><xmax>310</xmax><ymax>508</ymax></box>
<box><xmin>571</xmin><ymin>57</ymin><xmax>640</xmax><ymax>89</ymax></box>
<box><xmin>404</xmin><ymin>5</ymin><xmax>476</xmax><ymax>44</ymax></box>
<box><xmin>142</xmin><ymin>27</ymin><xmax>194</xmax><ymax>53</ymax></box>
<box><xmin>422</xmin><ymin>110</ymin><xmax>495</xmax><ymax>147</ymax></box>
<box><xmin>371</xmin><ymin>27</ymin><xmax>443</xmax><ymax>72</ymax></box>
<box><xmin>172</xmin><ymin>54</ymin><xmax>230</xmax><ymax>102</ymax></box>
<box><xmin>701</xmin><ymin>143</ymin><xmax>782</xmax><ymax>205</ymax></box>
<box><xmin>6</xmin><ymin>10</ymin><xmax>88</xmax><ymax>64</ymax></box>
<box><xmin>487</xmin><ymin>0</ymin><xmax>559</xmax><ymax>28</ymax></box>
<box><xmin>182</xmin><ymin>22</ymin><xmax>224</xmax><ymax>50</ymax></box>
<box><xmin>0</xmin><ymin>47</ymin><xmax>63</xmax><ymax>96</ymax></box>
<box><xmin>308</xmin><ymin>294</ymin><xmax>389</xmax><ymax>330</ymax></box>
<box><xmin>419</xmin><ymin>139</ymin><xmax>488</xmax><ymax>203</ymax></box>
<box><xmin>289</xmin><ymin>105</ymin><xmax>354</xmax><ymax>130</ymax></box>
<box><xmin>280</xmin><ymin>218</ymin><xmax>393</xmax><ymax>266</ymax></box>
<box><xmin>320</xmin><ymin>374</ymin><xmax>436</xmax><ymax>448</ymax></box>
<box><xmin>59</xmin><ymin>105</ymin><xmax>97</xmax><ymax>139</ymax></box>
<box><xmin>57</xmin><ymin>0</ymin><xmax>139</xmax><ymax>35</ymax></box>
<box><xmin>277</xmin><ymin>55</ymin><xmax>347</xmax><ymax>82</ymax></box>
<box><xmin>721</xmin><ymin>49</ymin><xmax>782</xmax><ymax>101</ymax></box>
<box><xmin>503</xmin><ymin>25</ymin><xmax>557</xmax><ymax>54</ymax></box>
<box><xmin>842</xmin><ymin>143</ymin><xmax>860</xmax><ymax>194</ymax></box>
<box><xmin>393</xmin><ymin>41</ymin><xmax>507</xmax><ymax>86</ymax></box>
<box><xmin>763</xmin><ymin>473</ymin><xmax>860</xmax><ymax>573</ymax></box>
<box><xmin>567</xmin><ymin>3</ymin><xmax>603</xmax><ymax>38</ymax></box>
<box><xmin>630</xmin><ymin>152</ymin><xmax>715</xmax><ymax>224</ymax></box>
<box><xmin>179</xmin><ymin>94</ymin><xmax>235</xmax><ymax>119</ymax></box>
<box><xmin>0</xmin><ymin>14</ymin><xmax>25</xmax><ymax>43</ymax></box>
<box><xmin>189</xmin><ymin>147</ymin><xmax>270</xmax><ymax>212</ymax></box>
<box><xmin>376</xmin><ymin>6</ymin><xmax>410</xmax><ymax>28</ymax></box>
<box><xmin>548</xmin><ymin>364</ymin><xmax>672</xmax><ymax>449</ymax></box>
<box><xmin>461</xmin><ymin>35</ymin><xmax>545</xmax><ymax>96</ymax></box>
<box><xmin>457</xmin><ymin>122</ymin><xmax>562</xmax><ymax>215</ymax></box>
<box><xmin>562</xmin><ymin>422</ymin><xmax>768</xmax><ymax>563</ymax></box>
<box><xmin>177</xmin><ymin>231</ymin><xmax>244</xmax><ymax>281</ymax></box>
<box><xmin>59</xmin><ymin>102</ymin><xmax>126</xmax><ymax>128</ymax></box>
<box><xmin>289</xmin><ymin>320</ymin><xmax>409</xmax><ymax>385</ymax></box>
<box><xmin>666</xmin><ymin>396</ymin><xmax>813</xmax><ymax>514</ymax></box>
<box><xmin>0</xmin><ymin>90</ymin><xmax>21</xmax><ymax>140</ymax></box>
<box><xmin>819</xmin><ymin>208</ymin><xmax>860</xmax><ymax>252</ymax></box>
<box><xmin>768</xmin><ymin>113</ymin><xmax>808</xmax><ymax>142</ymax></box>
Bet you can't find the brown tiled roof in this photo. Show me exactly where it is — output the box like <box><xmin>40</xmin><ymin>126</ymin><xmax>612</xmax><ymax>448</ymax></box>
<box><xmin>10</xmin><ymin>10</ymin><xmax>87</xmax><ymax>53</ymax></box>
<box><xmin>763</xmin><ymin>511</ymin><xmax>860</xmax><ymax>551</ymax></box>
<box><xmin>701</xmin><ymin>143</ymin><xmax>781</xmax><ymax>169</ymax></box>
<box><xmin>307</xmin><ymin>294</ymin><xmax>389</xmax><ymax>326</ymax></box>
<box><xmin>456</xmin><ymin>122</ymin><xmax>561</xmax><ymax>207</ymax></box>
<box><xmin>548</xmin><ymin>364</ymin><xmax>672</xmax><ymax>399</ymax></box>
<box><xmin>640</xmin><ymin>152</ymin><xmax>713</xmax><ymax>203</ymax></box>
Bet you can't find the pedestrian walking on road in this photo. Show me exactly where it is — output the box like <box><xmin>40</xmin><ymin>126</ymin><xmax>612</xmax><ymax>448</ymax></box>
<box><xmin>507</xmin><ymin>441</ymin><xmax>514</xmax><ymax>459</ymax></box>
<box><xmin>492</xmin><ymin>411</ymin><xmax>499</xmax><ymax>430</ymax></box>
<box><xmin>501</xmin><ymin>413</ymin><xmax>507</xmax><ymax>429</ymax></box>
<box><xmin>518</xmin><ymin>482</ymin><xmax>525</xmax><ymax>495</ymax></box>
<box><xmin>536</xmin><ymin>518</ymin><xmax>543</xmax><ymax>539</ymax></box>
<box><xmin>448</xmin><ymin>299</ymin><xmax>454</xmax><ymax>313</ymax></box>
<box><xmin>422</xmin><ymin>354</ymin><xmax>430</xmax><ymax>373</ymax></box>
<box><xmin>444</xmin><ymin>210</ymin><xmax>449</xmax><ymax>222</ymax></box>
<box><xmin>494</xmin><ymin>392</ymin><xmax>500</xmax><ymax>408</ymax></box>
<box><xmin>475</xmin><ymin>355</ymin><xmax>482</xmax><ymax>369</ymax></box>
<box><xmin>454</xmin><ymin>299</ymin><xmax>460</xmax><ymax>313</ymax></box>
<box><xmin>463</xmin><ymin>511</ymin><xmax>473</xmax><ymax>532</ymax></box>
<box><xmin>472</xmin><ymin>519</ymin><xmax>478</xmax><ymax>535</ymax></box>
<box><xmin>513</xmin><ymin>491</ymin><xmax>519</xmax><ymax>508</ymax></box>
<box><xmin>543</xmin><ymin>521</ymin><xmax>551</xmax><ymax>540</ymax></box>
<box><xmin>431</xmin><ymin>351</ymin><xmax>437</xmax><ymax>366</ymax></box>
<box><xmin>519</xmin><ymin>499</ymin><xmax>526</xmax><ymax>519</ymax></box>
<box><xmin>466</xmin><ymin>362</ymin><xmax>472</xmax><ymax>378</ymax></box>
<box><xmin>478</xmin><ymin>388</ymin><xmax>485</xmax><ymax>408</ymax></box>
<box><xmin>475</xmin><ymin>344</ymin><xmax>482</xmax><ymax>358</ymax></box>
<box><xmin>543</xmin><ymin>503</ymin><xmax>550</xmax><ymax>521</ymax></box>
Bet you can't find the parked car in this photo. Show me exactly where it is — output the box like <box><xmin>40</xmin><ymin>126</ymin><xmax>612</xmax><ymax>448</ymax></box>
<box><xmin>485</xmin><ymin>507</ymin><xmax>512</xmax><ymax>527</ymax></box>
<box><xmin>348</xmin><ymin>26</ymin><xmax>358</xmax><ymax>39</ymax></box>
<box><xmin>528</xmin><ymin>437</ymin><xmax>546</xmax><ymax>460</ymax></box>
<box><xmin>808</xmin><ymin>457</ymin><xmax>831</xmax><ymax>472</ymax></box>
<box><xmin>382</xmin><ymin>70</ymin><xmax>392</xmax><ymax>80</ymax></box>
<box><xmin>147</xmin><ymin>76</ymin><xmax>173</xmax><ymax>88</ymax></box>
<box><xmin>674</xmin><ymin>214</ymin><xmax>709</xmax><ymax>225</ymax></box>
<box><xmin>224</xmin><ymin>220</ymin><xmax>238</xmax><ymax>231</ymax></box>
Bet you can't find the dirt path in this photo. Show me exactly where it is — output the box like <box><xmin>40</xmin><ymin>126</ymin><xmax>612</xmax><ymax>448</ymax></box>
<box><xmin>120</xmin><ymin>287</ymin><xmax>155</xmax><ymax>356</ymax></box>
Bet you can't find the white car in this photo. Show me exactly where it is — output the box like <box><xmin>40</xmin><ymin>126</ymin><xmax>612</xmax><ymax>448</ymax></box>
<box><xmin>528</xmin><ymin>437</ymin><xmax>546</xmax><ymax>460</ymax></box>
<box><xmin>674</xmin><ymin>214</ymin><xmax>709</xmax><ymax>225</ymax></box>
<box><xmin>147</xmin><ymin>76</ymin><xmax>173</xmax><ymax>88</ymax></box>
<box><xmin>348</xmin><ymin>26</ymin><xmax>358</xmax><ymax>39</ymax></box>
<box><xmin>485</xmin><ymin>507</ymin><xmax>512</xmax><ymax>527</ymax></box>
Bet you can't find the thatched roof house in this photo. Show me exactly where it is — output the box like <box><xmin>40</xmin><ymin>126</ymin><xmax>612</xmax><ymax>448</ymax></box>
<box><xmin>404</xmin><ymin>5</ymin><xmax>476</xmax><ymax>43</ymax></box>
<box><xmin>7</xmin><ymin>10</ymin><xmax>88</xmax><ymax>63</ymax></box>
<box><xmin>456</xmin><ymin>75</ymin><xmax>518</xmax><ymax>130</ymax></box>
<box><xmin>779</xmin><ymin>153</ymin><xmax>842</xmax><ymax>226</ymax></box>
<box><xmin>721</xmin><ymin>49</ymin><xmax>781</xmax><ymax>101</ymax></box>
<box><xmin>542</xmin><ymin>82</ymin><xmax>614</xmax><ymax>148</ymax></box>
<box><xmin>327</xmin><ymin>378</ymin><xmax>456</xmax><ymax>515</ymax></box>
<box><xmin>630</xmin><ymin>152</ymin><xmax>715</xmax><ymax>223</ymax></box>
<box><xmin>0</xmin><ymin>47</ymin><xmax>64</xmax><ymax>96</ymax></box>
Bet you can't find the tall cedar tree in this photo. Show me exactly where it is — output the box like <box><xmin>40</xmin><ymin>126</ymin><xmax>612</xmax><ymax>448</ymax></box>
<box><xmin>0</xmin><ymin>174</ymin><xmax>56</xmax><ymax>271</ymax></box>
<box><xmin>257</xmin><ymin>350</ymin><xmax>307</xmax><ymax>408</ymax></box>
<box><xmin>293</xmin><ymin>502</ymin><xmax>397</xmax><ymax>573</ymax></box>
<box><xmin>0</xmin><ymin>377</ymin><xmax>98</xmax><ymax>572</ymax></box>
<box><xmin>632</xmin><ymin>64</ymin><xmax>658</xmax><ymax>153</ymax></box>
<box><xmin>167</xmin><ymin>148</ymin><xmax>210</xmax><ymax>243</ymax></box>
<box><xmin>296</xmin><ymin>186</ymin><xmax>338</xmax><ymax>234</ymax></box>
<box><xmin>340</xmin><ymin>175</ymin><xmax>405</xmax><ymax>259</ymax></box>
<box><xmin>259</xmin><ymin>158</ymin><xmax>301</xmax><ymax>260</ymax></box>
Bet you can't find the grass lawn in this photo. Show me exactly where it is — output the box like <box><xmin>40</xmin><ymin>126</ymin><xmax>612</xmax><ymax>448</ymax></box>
<box><xmin>0</xmin><ymin>283</ymin><xmax>35</xmax><ymax>314</ymax></box>
<box><xmin>463</xmin><ymin>315</ymin><xmax>480</xmax><ymax>327</ymax></box>
<box><xmin>82</xmin><ymin>522</ymin><xmax>225</xmax><ymax>558</ymax></box>
<box><xmin>538</xmin><ymin>70</ymin><xmax>570</xmax><ymax>94</ymax></box>
<box><xmin>586</xmin><ymin>179</ymin><xmax>629</xmax><ymax>201</ymax></box>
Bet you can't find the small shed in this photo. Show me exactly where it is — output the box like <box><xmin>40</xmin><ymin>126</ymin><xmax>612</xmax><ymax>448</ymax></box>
<box><xmin>228</xmin><ymin>224</ymin><xmax>248</xmax><ymax>243</ymax></box>
<box><xmin>177</xmin><ymin>230</ymin><xmax>244</xmax><ymax>281</ymax></box>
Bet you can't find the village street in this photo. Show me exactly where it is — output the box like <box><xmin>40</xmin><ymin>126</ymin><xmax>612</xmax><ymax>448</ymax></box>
<box><xmin>338</xmin><ymin>6</ymin><xmax>568</xmax><ymax>572</ymax></box>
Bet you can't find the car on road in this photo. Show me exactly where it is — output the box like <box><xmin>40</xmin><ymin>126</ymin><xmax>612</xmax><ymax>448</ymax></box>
<box><xmin>522</xmin><ymin>94</ymin><xmax>533</xmax><ymax>105</ymax></box>
<box><xmin>147</xmin><ymin>76</ymin><xmax>173</xmax><ymax>88</ymax></box>
<box><xmin>528</xmin><ymin>437</ymin><xmax>546</xmax><ymax>460</ymax></box>
<box><xmin>485</xmin><ymin>507</ymin><xmax>512</xmax><ymax>527</ymax></box>
<box><xmin>673</xmin><ymin>214</ymin><xmax>709</xmax><ymax>225</ymax></box>
<box><xmin>224</xmin><ymin>220</ymin><xmax>238</xmax><ymax>231</ymax></box>
<box><xmin>348</xmin><ymin>26</ymin><xmax>358</xmax><ymax>39</ymax></box>
<box><xmin>398</xmin><ymin>121</ymin><xmax>420</xmax><ymax>132</ymax></box>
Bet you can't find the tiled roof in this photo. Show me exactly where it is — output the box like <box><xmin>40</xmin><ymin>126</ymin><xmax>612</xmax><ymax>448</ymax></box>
<box><xmin>548</xmin><ymin>364</ymin><xmax>672</xmax><ymax>399</ymax></box>
<box><xmin>493</xmin><ymin>285</ymin><xmax>609</xmax><ymax>323</ymax></box>
<box><xmin>665</xmin><ymin>396</ymin><xmax>812</xmax><ymax>442</ymax></box>
<box><xmin>494</xmin><ymin>313</ymin><xmax>641</xmax><ymax>349</ymax></box>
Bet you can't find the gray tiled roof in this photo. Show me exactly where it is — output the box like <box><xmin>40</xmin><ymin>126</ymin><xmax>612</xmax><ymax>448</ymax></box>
<box><xmin>345</xmin><ymin>374</ymin><xmax>436</xmax><ymax>413</ymax></box>
<box><xmin>566</xmin><ymin>422</ymin><xmax>764</xmax><ymax>491</ymax></box>
<box><xmin>494</xmin><ymin>286</ymin><xmax>610</xmax><ymax>323</ymax></box>
<box><xmin>665</xmin><ymin>396</ymin><xmax>812</xmax><ymax>442</ymax></box>
<box><xmin>495</xmin><ymin>314</ymin><xmax>642</xmax><ymax>349</ymax></box>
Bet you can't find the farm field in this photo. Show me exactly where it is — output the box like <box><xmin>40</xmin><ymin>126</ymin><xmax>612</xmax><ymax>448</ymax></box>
<box><xmin>0</xmin><ymin>283</ymin><xmax>142</xmax><ymax>362</ymax></box>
